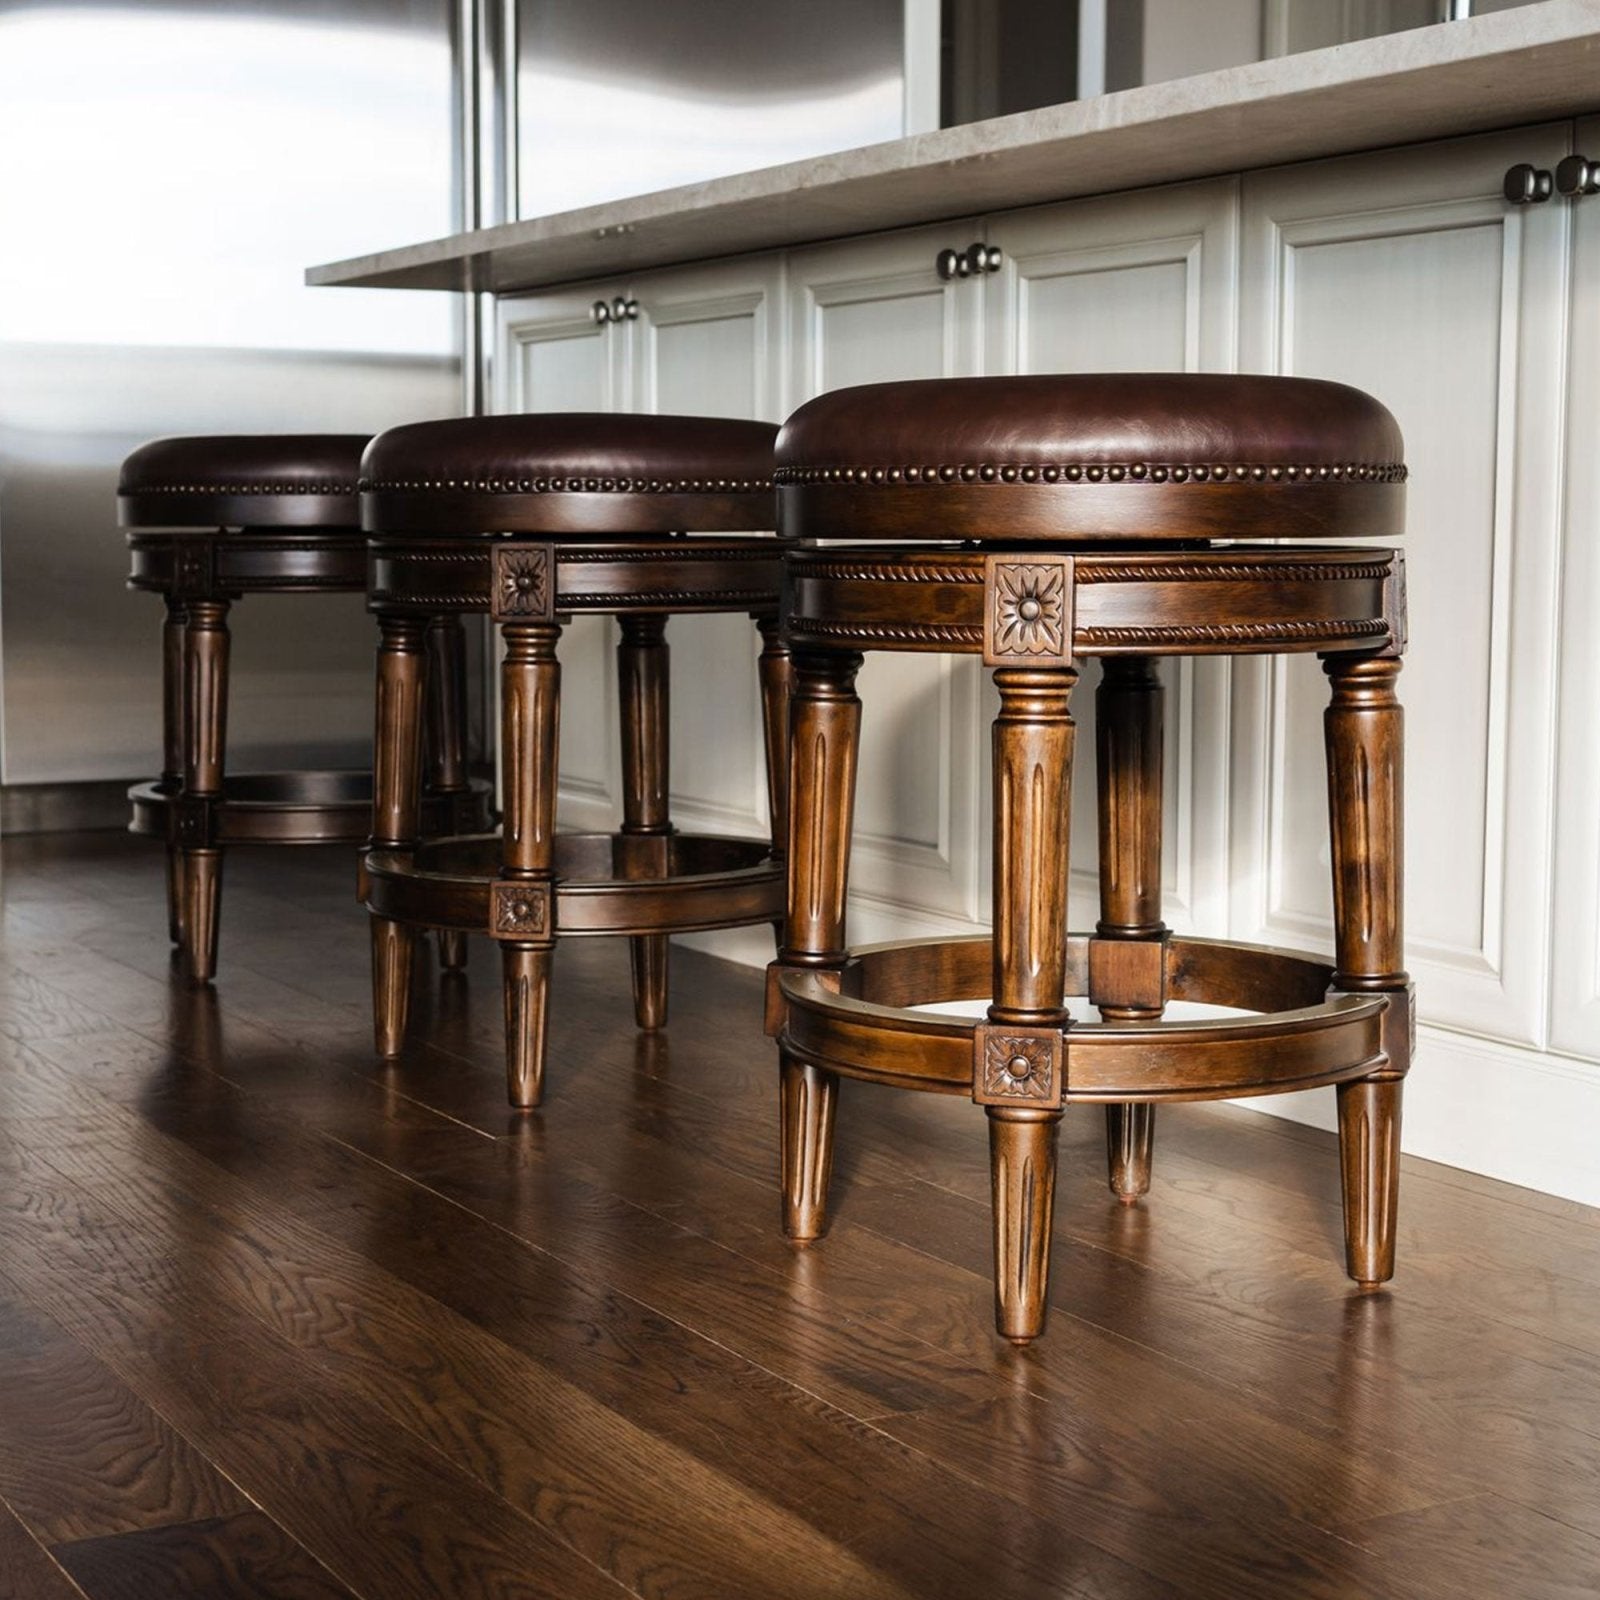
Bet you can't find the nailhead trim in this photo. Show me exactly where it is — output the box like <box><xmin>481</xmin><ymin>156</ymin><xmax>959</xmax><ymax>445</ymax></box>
<box><xmin>359</xmin><ymin>475</ymin><xmax>773</xmax><ymax>495</ymax></box>
<box><xmin>773</xmin><ymin>462</ymin><xmax>1407</xmax><ymax>486</ymax></box>
<box><xmin>127</xmin><ymin>481</ymin><xmax>355</xmax><ymax>495</ymax></box>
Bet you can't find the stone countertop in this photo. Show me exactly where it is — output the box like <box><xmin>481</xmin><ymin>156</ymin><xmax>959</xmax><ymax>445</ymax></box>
<box><xmin>309</xmin><ymin>0</ymin><xmax>1600</xmax><ymax>295</ymax></box>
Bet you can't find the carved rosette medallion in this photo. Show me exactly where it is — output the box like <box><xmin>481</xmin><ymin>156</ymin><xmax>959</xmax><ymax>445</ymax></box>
<box><xmin>983</xmin><ymin>555</ymin><xmax>1074</xmax><ymax>667</ymax></box>
<box><xmin>973</xmin><ymin>1023</ymin><xmax>1065</xmax><ymax>1108</ymax></box>
<box><xmin>489</xmin><ymin>880</ymin><xmax>554</xmax><ymax>941</ymax></box>
<box><xmin>490</xmin><ymin>543</ymin><xmax>555</xmax><ymax>623</ymax></box>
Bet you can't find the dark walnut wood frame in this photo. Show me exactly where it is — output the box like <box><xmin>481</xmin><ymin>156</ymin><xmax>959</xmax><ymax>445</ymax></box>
<box><xmin>127</xmin><ymin>530</ymin><xmax>490</xmax><ymax>985</ymax></box>
<box><xmin>766</xmin><ymin>543</ymin><xmax>1411</xmax><ymax>1344</ymax></box>
<box><xmin>361</xmin><ymin>535</ymin><xmax>793</xmax><ymax>1108</ymax></box>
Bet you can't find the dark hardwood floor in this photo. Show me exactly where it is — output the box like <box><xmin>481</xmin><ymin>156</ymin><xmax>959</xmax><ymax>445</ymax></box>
<box><xmin>2</xmin><ymin>831</ymin><xmax>1598</xmax><ymax>1600</ymax></box>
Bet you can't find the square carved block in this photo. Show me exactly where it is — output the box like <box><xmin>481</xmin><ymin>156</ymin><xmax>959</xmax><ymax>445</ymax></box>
<box><xmin>172</xmin><ymin>537</ymin><xmax>216</xmax><ymax>599</ymax></box>
<box><xmin>982</xmin><ymin>554</ymin><xmax>1075</xmax><ymax>668</ymax></box>
<box><xmin>973</xmin><ymin>1023</ymin><xmax>1065</xmax><ymax>1108</ymax></box>
<box><xmin>490</xmin><ymin>543</ymin><xmax>556</xmax><ymax>624</ymax></box>
<box><xmin>1088</xmin><ymin>936</ymin><xmax>1168</xmax><ymax>1016</ymax></box>
<box><xmin>489</xmin><ymin>880</ymin><xmax>554</xmax><ymax>942</ymax></box>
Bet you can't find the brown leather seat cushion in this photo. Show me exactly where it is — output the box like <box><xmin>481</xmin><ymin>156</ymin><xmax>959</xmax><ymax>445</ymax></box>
<box><xmin>775</xmin><ymin>375</ymin><xmax>1405</xmax><ymax>543</ymax></box>
<box><xmin>118</xmin><ymin>435</ymin><xmax>367</xmax><ymax>530</ymax></box>
<box><xmin>360</xmin><ymin>414</ymin><xmax>778</xmax><ymax>536</ymax></box>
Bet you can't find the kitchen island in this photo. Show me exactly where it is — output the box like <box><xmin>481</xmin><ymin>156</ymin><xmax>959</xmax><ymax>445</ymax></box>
<box><xmin>312</xmin><ymin>0</ymin><xmax>1600</xmax><ymax>1208</ymax></box>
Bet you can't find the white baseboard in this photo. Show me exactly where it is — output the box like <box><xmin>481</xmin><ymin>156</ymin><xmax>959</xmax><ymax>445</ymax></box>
<box><xmin>1235</xmin><ymin>1025</ymin><xmax>1600</xmax><ymax>1208</ymax></box>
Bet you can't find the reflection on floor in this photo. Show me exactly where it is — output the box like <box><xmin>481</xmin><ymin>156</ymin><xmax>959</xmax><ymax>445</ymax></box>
<box><xmin>1</xmin><ymin>831</ymin><xmax>1597</xmax><ymax>1600</ymax></box>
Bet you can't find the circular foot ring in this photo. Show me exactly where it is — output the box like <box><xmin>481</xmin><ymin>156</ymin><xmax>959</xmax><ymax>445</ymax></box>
<box><xmin>363</xmin><ymin>830</ymin><xmax>783</xmax><ymax>937</ymax></box>
<box><xmin>131</xmin><ymin>774</ymin><xmax>492</xmax><ymax>846</ymax></box>
<box><xmin>777</xmin><ymin>933</ymin><xmax>1391</xmax><ymax>1101</ymax></box>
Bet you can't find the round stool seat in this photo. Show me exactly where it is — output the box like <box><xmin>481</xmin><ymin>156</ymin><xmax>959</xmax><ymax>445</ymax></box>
<box><xmin>767</xmin><ymin>373</ymin><xmax>1412</xmax><ymax>1344</ymax></box>
<box><xmin>359</xmin><ymin>410</ymin><xmax>791</xmax><ymax>1109</ymax></box>
<box><xmin>776</xmin><ymin>374</ymin><xmax>1405</xmax><ymax>541</ymax></box>
<box><xmin>118</xmin><ymin>434</ymin><xmax>367</xmax><ymax>529</ymax></box>
<box><xmin>120</xmin><ymin>429</ymin><xmax>488</xmax><ymax>985</ymax></box>
<box><xmin>361</xmin><ymin>413</ymin><xmax>777</xmax><ymax>535</ymax></box>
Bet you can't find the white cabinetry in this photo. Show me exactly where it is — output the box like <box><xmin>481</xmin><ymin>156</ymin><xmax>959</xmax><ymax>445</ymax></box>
<box><xmin>1238</xmin><ymin>125</ymin><xmax>1570</xmax><ymax>1046</ymax></box>
<box><xmin>1233</xmin><ymin>124</ymin><xmax>1600</xmax><ymax>1200</ymax></box>
<box><xmin>494</xmin><ymin>123</ymin><xmax>1600</xmax><ymax>1203</ymax></box>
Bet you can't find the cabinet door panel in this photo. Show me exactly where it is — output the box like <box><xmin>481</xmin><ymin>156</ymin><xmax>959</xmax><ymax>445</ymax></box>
<box><xmin>633</xmin><ymin>254</ymin><xmax>784</xmax><ymax>423</ymax></box>
<box><xmin>1550</xmin><ymin>114</ymin><xmax>1600</xmax><ymax>1057</ymax></box>
<box><xmin>789</xmin><ymin>226</ymin><xmax>986</xmax><ymax>924</ymax></box>
<box><xmin>495</xmin><ymin>286</ymin><xmax>623</xmax><ymax>415</ymax></box>
<box><xmin>631</xmin><ymin>256</ymin><xmax>785</xmax><ymax>840</ymax></box>
<box><xmin>987</xmin><ymin>179</ymin><xmax>1238</xmax><ymax>934</ymax></box>
<box><xmin>1239</xmin><ymin>126</ymin><xmax>1569</xmax><ymax>1045</ymax></box>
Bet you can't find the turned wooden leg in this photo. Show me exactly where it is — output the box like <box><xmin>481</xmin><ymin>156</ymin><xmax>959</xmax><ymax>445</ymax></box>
<box><xmin>1094</xmin><ymin>656</ymin><xmax>1166</xmax><ymax>1202</ymax></box>
<box><xmin>776</xmin><ymin>648</ymin><xmax>862</xmax><ymax>1241</ymax></box>
<box><xmin>161</xmin><ymin>595</ymin><xmax>187</xmax><ymax>946</ymax></box>
<box><xmin>779</xmin><ymin>1053</ymin><xmax>836</xmax><ymax>1241</ymax></box>
<box><xmin>370</xmin><ymin>615</ymin><xmax>428</xmax><ymax>1057</ymax></box>
<box><xmin>1324</xmin><ymin>653</ymin><xmax>1409</xmax><ymax>1287</ymax></box>
<box><xmin>425</xmin><ymin>614</ymin><xmax>473</xmax><ymax>973</ymax></box>
<box><xmin>757</xmin><ymin>615</ymin><xmax>795</xmax><ymax>958</ymax></box>
<box><xmin>179</xmin><ymin>597</ymin><xmax>230</xmax><ymax>986</ymax></box>
<box><xmin>984</xmin><ymin>663</ymin><xmax>1076</xmax><ymax>1343</ymax></box>
<box><xmin>618</xmin><ymin>615</ymin><xmax>671</xmax><ymax>1031</ymax></box>
<box><xmin>498</xmin><ymin>618</ymin><xmax>561</xmax><ymax>1108</ymax></box>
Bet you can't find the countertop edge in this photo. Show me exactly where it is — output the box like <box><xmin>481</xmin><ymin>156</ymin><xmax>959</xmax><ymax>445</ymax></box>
<box><xmin>307</xmin><ymin>2</ymin><xmax>1600</xmax><ymax>295</ymax></box>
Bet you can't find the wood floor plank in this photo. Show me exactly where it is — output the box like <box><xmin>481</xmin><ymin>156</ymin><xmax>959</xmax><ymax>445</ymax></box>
<box><xmin>1334</xmin><ymin>1493</ymin><xmax>1600</xmax><ymax>1600</ymax></box>
<box><xmin>5</xmin><ymin>832</ymin><xmax>1600</xmax><ymax>1600</ymax></box>
<box><xmin>0</xmin><ymin>1498</ymin><xmax>90</xmax><ymax>1600</ymax></box>
<box><xmin>52</xmin><ymin>1511</ymin><xmax>359</xmax><ymax>1600</ymax></box>
<box><xmin>6</xmin><ymin>1042</ymin><xmax>1167</xmax><ymax>1600</ymax></box>
<box><xmin>0</xmin><ymin>1142</ymin><xmax>637</xmax><ymax>1600</ymax></box>
<box><xmin>880</xmin><ymin>1391</ymin><xmax>1412</xmax><ymax>1600</ymax></box>
<box><xmin>0</xmin><ymin>1293</ymin><xmax>248</xmax><ymax>1544</ymax></box>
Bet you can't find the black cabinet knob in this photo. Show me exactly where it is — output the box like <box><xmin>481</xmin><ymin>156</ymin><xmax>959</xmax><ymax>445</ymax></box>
<box><xmin>1503</xmin><ymin>163</ymin><xmax>1553</xmax><ymax>205</ymax></box>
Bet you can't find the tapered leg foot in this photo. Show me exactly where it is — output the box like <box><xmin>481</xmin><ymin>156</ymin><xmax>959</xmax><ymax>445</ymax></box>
<box><xmin>1338</xmin><ymin>1076</ymin><xmax>1402</xmax><ymax>1286</ymax></box>
<box><xmin>989</xmin><ymin>1106</ymin><xmax>1061</xmax><ymax>1344</ymax></box>
<box><xmin>180</xmin><ymin>849</ymin><xmax>222</xmax><ymax>986</ymax></box>
<box><xmin>780</xmin><ymin>1055</ymin><xmax>837</xmax><ymax>1241</ymax></box>
<box><xmin>437</xmin><ymin>929</ymin><xmax>468</xmax><ymax>971</ymax></box>
<box><xmin>165</xmin><ymin>841</ymin><xmax>185</xmax><ymax>945</ymax></box>
<box><xmin>372</xmin><ymin>916</ymin><xmax>415</xmax><ymax>1057</ymax></box>
<box><xmin>504</xmin><ymin>944</ymin><xmax>552</xmax><ymax>1109</ymax></box>
<box><xmin>630</xmin><ymin>933</ymin><xmax>669</xmax><ymax>1031</ymax></box>
<box><xmin>1105</xmin><ymin>1103</ymin><xmax>1155</xmax><ymax>1203</ymax></box>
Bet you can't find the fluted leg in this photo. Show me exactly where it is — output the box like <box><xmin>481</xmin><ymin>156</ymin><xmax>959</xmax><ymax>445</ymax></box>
<box><xmin>989</xmin><ymin>1107</ymin><xmax>1060</xmax><ymax>1341</ymax></box>
<box><xmin>779</xmin><ymin>1055</ymin><xmax>836</xmax><ymax>1241</ymax></box>
<box><xmin>1324</xmin><ymin>653</ymin><xmax>1409</xmax><ymax>1287</ymax></box>
<box><xmin>498</xmin><ymin>620</ymin><xmax>561</xmax><ymax>1108</ymax></box>
<box><xmin>425</xmin><ymin>615</ymin><xmax>473</xmax><ymax>974</ymax></box>
<box><xmin>618</xmin><ymin>615</ymin><xmax>671</xmax><ymax>1030</ymax></box>
<box><xmin>757</xmin><ymin>615</ymin><xmax>795</xmax><ymax>958</ymax></box>
<box><xmin>179</xmin><ymin>598</ymin><xmax>230</xmax><ymax>985</ymax></box>
<box><xmin>1095</xmin><ymin>656</ymin><xmax>1166</xmax><ymax>1202</ymax></box>
<box><xmin>370</xmin><ymin>615</ymin><xmax>428</xmax><ymax>1057</ymax></box>
<box><xmin>985</xmin><ymin>664</ymin><xmax>1076</xmax><ymax>1342</ymax></box>
<box><xmin>161</xmin><ymin>595</ymin><xmax>187</xmax><ymax>946</ymax></box>
<box><xmin>776</xmin><ymin>648</ymin><xmax>862</xmax><ymax>1241</ymax></box>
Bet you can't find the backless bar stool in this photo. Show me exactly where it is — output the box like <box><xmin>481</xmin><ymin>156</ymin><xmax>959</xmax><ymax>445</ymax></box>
<box><xmin>359</xmin><ymin>414</ymin><xmax>792</xmax><ymax>1107</ymax></box>
<box><xmin>121</xmin><ymin>435</ymin><xmax>490</xmax><ymax>984</ymax></box>
<box><xmin>766</xmin><ymin>375</ymin><xmax>1411</xmax><ymax>1343</ymax></box>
